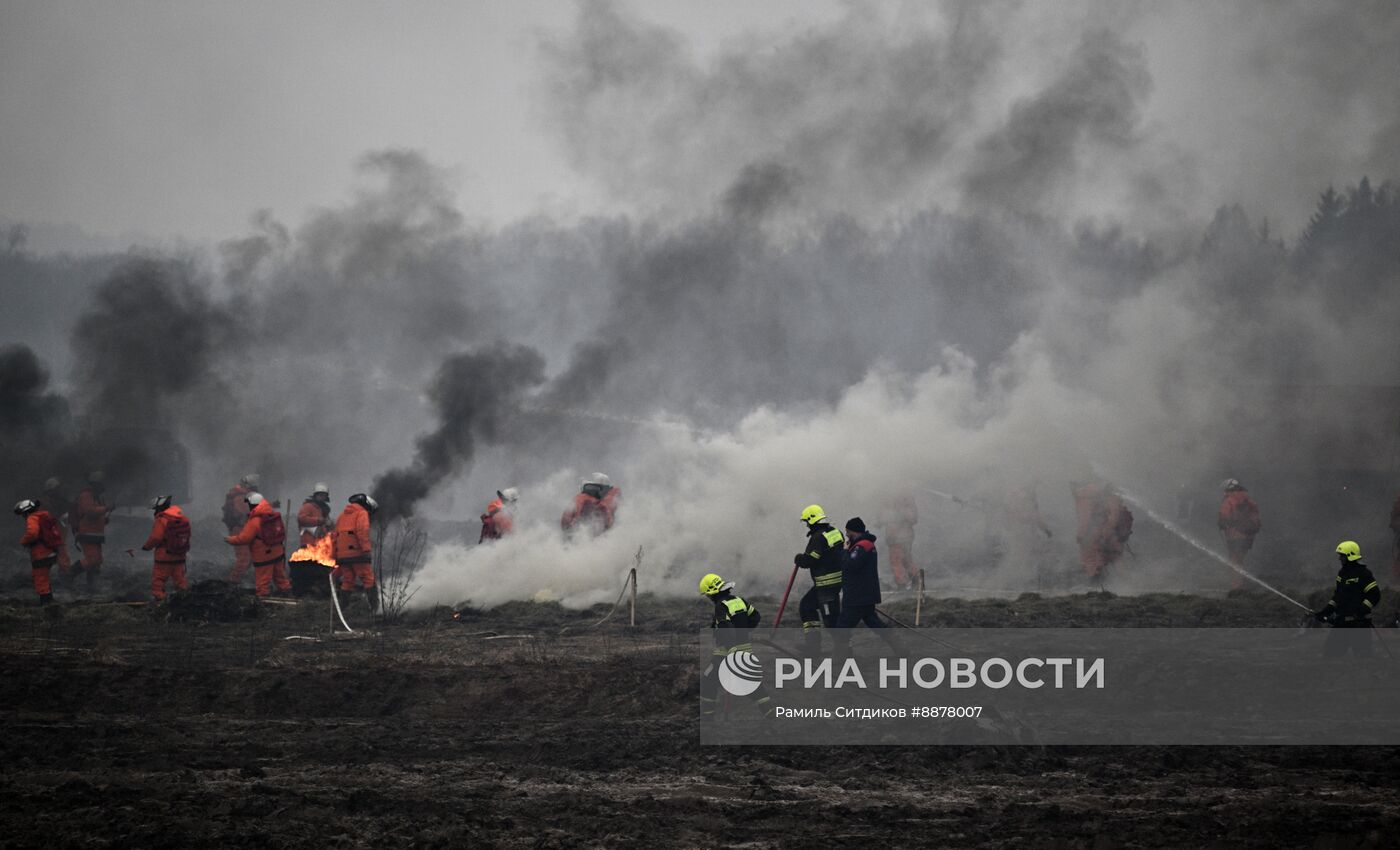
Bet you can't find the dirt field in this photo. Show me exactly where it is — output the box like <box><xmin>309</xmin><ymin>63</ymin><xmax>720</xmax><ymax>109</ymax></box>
<box><xmin>2</xmin><ymin>578</ymin><xmax>1399</xmax><ymax>849</ymax></box>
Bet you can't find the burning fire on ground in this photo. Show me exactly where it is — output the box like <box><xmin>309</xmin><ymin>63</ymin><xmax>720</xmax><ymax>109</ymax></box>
<box><xmin>290</xmin><ymin>535</ymin><xmax>336</xmax><ymax>567</ymax></box>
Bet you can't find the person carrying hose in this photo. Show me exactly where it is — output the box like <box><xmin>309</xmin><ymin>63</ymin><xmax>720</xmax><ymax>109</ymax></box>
<box><xmin>794</xmin><ymin>504</ymin><xmax>844</xmax><ymax>653</ymax></box>
<box><xmin>1313</xmin><ymin>541</ymin><xmax>1381</xmax><ymax>658</ymax></box>
<box><xmin>697</xmin><ymin>572</ymin><xmax>772</xmax><ymax>717</ymax></box>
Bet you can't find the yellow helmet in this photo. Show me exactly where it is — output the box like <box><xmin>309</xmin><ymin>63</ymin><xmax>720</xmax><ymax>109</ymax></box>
<box><xmin>1336</xmin><ymin>540</ymin><xmax>1362</xmax><ymax>562</ymax></box>
<box><xmin>800</xmin><ymin>504</ymin><xmax>827</xmax><ymax>526</ymax></box>
<box><xmin>698</xmin><ymin>572</ymin><xmax>732</xmax><ymax>596</ymax></box>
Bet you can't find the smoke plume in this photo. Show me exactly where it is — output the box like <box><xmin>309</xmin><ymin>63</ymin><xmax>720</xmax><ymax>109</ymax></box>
<box><xmin>372</xmin><ymin>345</ymin><xmax>547</xmax><ymax>520</ymax></box>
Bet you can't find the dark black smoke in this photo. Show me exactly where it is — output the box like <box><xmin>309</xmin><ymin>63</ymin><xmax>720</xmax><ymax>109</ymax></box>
<box><xmin>371</xmin><ymin>344</ymin><xmax>547</xmax><ymax>520</ymax></box>
<box><xmin>0</xmin><ymin>345</ymin><xmax>72</xmax><ymax>502</ymax></box>
<box><xmin>965</xmin><ymin>29</ymin><xmax>1152</xmax><ymax>214</ymax></box>
<box><xmin>70</xmin><ymin>257</ymin><xmax>235</xmax><ymax>430</ymax></box>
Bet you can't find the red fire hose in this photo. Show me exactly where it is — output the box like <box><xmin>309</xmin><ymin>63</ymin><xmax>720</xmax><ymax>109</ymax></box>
<box><xmin>771</xmin><ymin>564</ymin><xmax>799</xmax><ymax>632</ymax></box>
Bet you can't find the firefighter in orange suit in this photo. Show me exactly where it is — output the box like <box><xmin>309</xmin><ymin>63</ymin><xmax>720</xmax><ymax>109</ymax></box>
<box><xmin>224</xmin><ymin>492</ymin><xmax>291</xmax><ymax>598</ymax></box>
<box><xmin>561</xmin><ymin>473</ymin><xmax>620</xmax><ymax>537</ymax></box>
<box><xmin>223</xmin><ymin>473</ymin><xmax>259</xmax><ymax>584</ymax></box>
<box><xmin>297</xmin><ymin>483</ymin><xmax>333</xmax><ymax>547</ymax></box>
<box><xmin>1217</xmin><ymin>478</ymin><xmax>1261</xmax><ymax>588</ymax></box>
<box><xmin>1072</xmin><ymin>480</ymin><xmax>1133</xmax><ymax>581</ymax></box>
<box><xmin>480</xmin><ymin>487</ymin><xmax>518</xmax><ymax>542</ymax></box>
<box><xmin>16</xmin><ymin>499</ymin><xmax>68</xmax><ymax>605</ymax></box>
<box><xmin>335</xmin><ymin>493</ymin><xmax>379</xmax><ymax>611</ymax></box>
<box><xmin>143</xmin><ymin>495</ymin><xmax>191</xmax><ymax>601</ymax></box>
<box><xmin>880</xmin><ymin>491</ymin><xmax>918</xmax><ymax>590</ymax></box>
<box><xmin>71</xmin><ymin>471</ymin><xmax>109</xmax><ymax>586</ymax></box>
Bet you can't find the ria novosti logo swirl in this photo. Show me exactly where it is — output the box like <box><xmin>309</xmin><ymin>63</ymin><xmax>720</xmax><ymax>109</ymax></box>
<box><xmin>717</xmin><ymin>650</ymin><xmax>762</xmax><ymax>696</ymax></box>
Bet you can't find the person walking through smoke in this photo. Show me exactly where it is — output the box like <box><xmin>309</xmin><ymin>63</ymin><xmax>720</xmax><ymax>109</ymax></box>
<box><xmin>480</xmin><ymin>487</ymin><xmax>518</xmax><ymax>542</ymax></box>
<box><xmin>15</xmin><ymin>498</ymin><xmax>68</xmax><ymax>606</ymax></box>
<box><xmin>70</xmin><ymin>471</ymin><xmax>108</xmax><ymax>588</ymax></box>
<box><xmin>143</xmin><ymin>495</ymin><xmax>190</xmax><ymax>602</ymax></box>
<box><xmin>878</xmin><ymin>491</ymin><xmax>918</xmax><ymax>591</ymax></box>
<box><xmin>1071</xmin><ymin>479</ymin><xmax>1133</xmax><ymax>585</ymax></box>
<box><xmin>1217</xmin><ymin>478</ymin><xmax>1261</xmax><ymax>589</ymax></box>
<box><xmin>223</xmin><ymin>473</ymin><xmax>258</xmax><ymax>586</ymax></box>
<box><xmin>561</xmin><ymin>473</ymin><xmax>619</xmax><ymax>537</ymax></box>
<box><xmin>225</xmin><ymin>492</ymin><xmax>292</xmax><ymax>599</ymax></box>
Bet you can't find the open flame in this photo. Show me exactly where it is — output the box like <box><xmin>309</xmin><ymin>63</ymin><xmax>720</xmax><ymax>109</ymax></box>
<box><xmin>289</xmin><ymin>534</ymin><xmax>336</xmax><ymax>567</ymax></box>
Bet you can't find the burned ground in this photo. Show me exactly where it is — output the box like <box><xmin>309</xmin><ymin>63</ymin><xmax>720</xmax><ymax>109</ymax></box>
<box><xmin>2</xmin><ymin>575</ymin><xmax>1399</xmax><ymax>849</ymax></box>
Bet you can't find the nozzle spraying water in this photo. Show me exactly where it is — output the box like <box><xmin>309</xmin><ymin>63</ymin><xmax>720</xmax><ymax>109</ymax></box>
<box><xmin>1090</xmin><ymin>466</ymin><xmax>1311</xmax><ymax>611</ymax></box>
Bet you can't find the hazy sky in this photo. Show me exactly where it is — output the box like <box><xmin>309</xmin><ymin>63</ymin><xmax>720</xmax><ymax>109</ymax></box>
<box><xmin>2</xmin><ymin>1</ymin><xmax>1397</xmax><ymax>247</ymax></box>
<box><xmin>0</xmin><ymin>0</ymin><xmax>841</xmax><ymax>244</ymax></box>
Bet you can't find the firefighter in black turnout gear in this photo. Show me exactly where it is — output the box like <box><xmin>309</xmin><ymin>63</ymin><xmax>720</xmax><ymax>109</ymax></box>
<box><xmin>1313</xmin><ymin>540</ymin><xmax>1382</xmax><ymax>657</ymax></box>
<box><xmin>795</xmin><ymin>504</ymin><xmax>844</xmax><ymax>652</ymax></box>
<box><xmin>698</xmin><ymin>573</ymin><xmax>772</xmax><ymax>716</ymax></box>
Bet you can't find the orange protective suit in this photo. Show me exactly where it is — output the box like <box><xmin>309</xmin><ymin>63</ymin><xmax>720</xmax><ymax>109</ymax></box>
<box><xmin>71</xmin><ymin>485</ymin><xmax>108</xmax><ymax>575</ymax></box>
<box><xmin>1217</xmin><ymin>488</ymin><xmax>1261</xmax><ymax>583</ymax></box>
<box><xmin>20</xmin><ymin>509</ymin><xmax>69</xmax><ymax>599</ymax></box>
<box><xmin>1073</xmin><ymin>483</ymin><xmax>1133</xmax><ymax>579</ymax></box>
<box><xmin>334</xmin><ymin>502</ymin><xmax>374</xmax><ymax>591</ymax></box>
<box><xmin>223</xmin><ymin>483</ymin><xmax>254</xmax><ymax>582</ymax></box>
<box><xmin>480</xmin><ymin>497</ymin><xmax>514</xmax><ymax>542</ymax></box>
<box><xmin>881</xmin><ymin>493</ymin><xmax>918</xmax><ymax>589</ymax></box>
<box><xmin>561</xmin><ymin>487</ymin><xmax>620</xmax><ymax>536</ymax></box>
<box><xmin>225</xmin><ymin>501</ymin><xmax>290</xmax><ymax>597</ymax></box>
<box><xmin>143</xmin><ymin>505</ymin><xmax>191</xmax><ymax>600</ymax></box>
<box><xmin>297</xmin><ymin>497</ymin><xmax>332</xmax><ymax>547</ymax></box>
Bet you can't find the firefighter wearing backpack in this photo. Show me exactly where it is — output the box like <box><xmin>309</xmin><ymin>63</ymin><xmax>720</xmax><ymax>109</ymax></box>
<box><xmin>1072</xmin><ymin>480</ymin><xmax>1133</xmax><ymax>581</ymax></box>
<box><xmin>224</xmin><ymin>492</ymin><xmax>291</xmax><ymax>598</ymax></box>
<box><xmin>15</xmin><ymin>499</ymin><xmax>69</xmax><ymax>605</ymax></box>
<box><xmin>335</xmin><ymin>493</ymin><xmax>379</xmax><ymax>611</ymax></box>
<box><xmin>1217</xmin><ymin>478</ymin><xmax>1261</xmax><ymax>588</ymax></box>
<box><xmin>143</xmin><ymin>495</ymin><xmax>191</xmax><ymax>601</ymax></box>
<box><xmin>71</xmin><ymin>471</ymin><xmax>109</xmax><ymax>586</ymax></box>
<box><xmin>223</xmin><ymin>474</ymin><xmax>258</xmax><ymax>584</ymax></box>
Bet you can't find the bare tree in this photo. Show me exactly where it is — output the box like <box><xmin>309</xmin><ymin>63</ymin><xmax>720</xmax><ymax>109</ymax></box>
<box><xmin>372</xmin><ymin>518</ymin><xmax>426</xmax><ymax>624</ymax></box>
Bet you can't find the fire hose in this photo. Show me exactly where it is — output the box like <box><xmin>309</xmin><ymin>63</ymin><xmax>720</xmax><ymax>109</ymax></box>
<box><xmin>585</xmin><ymin>567</ymin><xmax>638</xmax><ymax>629</ymax></box>
<box><xmin>771</xmin><ymin>565</ymin><xmax>799</xmax><ymax>633</ymax></box>
<box><xmin>328</xmin><ymin>572</ymin><xmax>354</xmax><ymax>633</ymax></box>
<box><xmin>874</xmin><ymin>607</ymin><xmax>965</xmax><ymax>653</ymax></box>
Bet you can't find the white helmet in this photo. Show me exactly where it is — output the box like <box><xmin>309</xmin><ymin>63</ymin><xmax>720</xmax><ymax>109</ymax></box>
<box><xmin>241</xmin><ymin>473</ymin><xmax>261</xmax><ymax>488</ymax></box>
<box><xmin>498</xmin><ymin>487</ymin><xmax>519</xmax><ymax>504</ymax></box>
<box><xmin>150</xmin><ymin>495</ymin><xmax>173</xmax><ymax>511</ymax></box>
<box><xmin>1220</xmin><ymin>478</ymin><xmax>1241</xmax><ymax>492</ymax></box>
<box><xmin>585</xmin><ymin>472</ymin><xmax>612</xmax><ymax>488</ymax></box>
<box><xmin>246</xmin><ymin>492</ymin><xmax>265</xmax><ymax>506</ymax></box>
<box><xmin>13</xmin><ymin>499</ymin><xmax>37</xmax><ymax>516</ymax></box>
<box><xmin>43</xmin><ymin>477</ymin><xmax>60</xmax><ymax>491</ymax></box>
<box><xmin>313</xmin><ymin>482</ymin><xmax>329</xmax><ymax>496</ymax></box>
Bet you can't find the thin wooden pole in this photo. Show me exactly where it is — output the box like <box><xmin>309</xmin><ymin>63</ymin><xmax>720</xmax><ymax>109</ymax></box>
<box><xmin>629</xmin><ymin>545</ymin><xmax>642</xmax><ymax>627</ymax></box>
<box><xmin>914</xmin><ymin>568</ymin><xmax>925</xmax><ymax>627</ymax></box>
